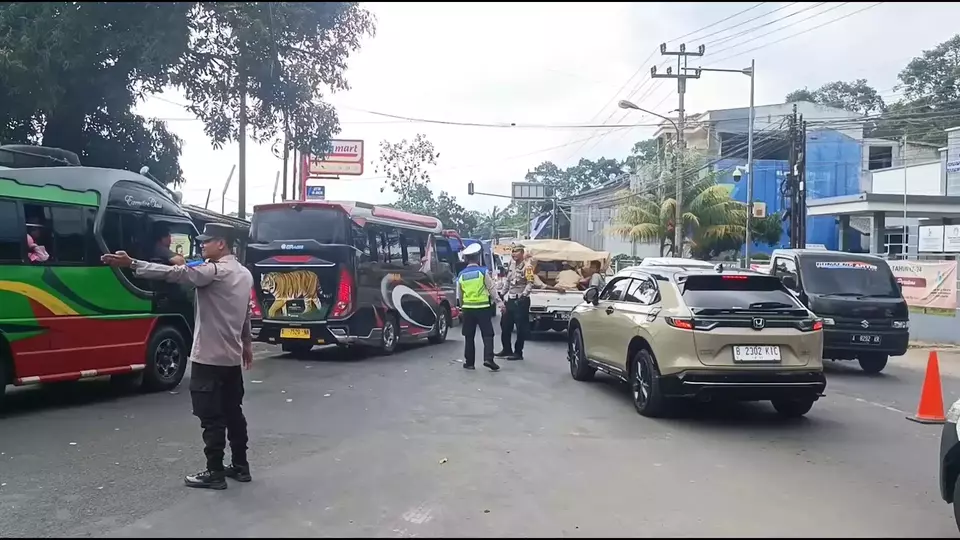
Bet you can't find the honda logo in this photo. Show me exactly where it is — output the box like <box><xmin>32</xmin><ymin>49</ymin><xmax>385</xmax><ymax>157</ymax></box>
<box><xmin>752</xmin><ymin>317</ymin><xmax>765</xmax><ymax>330</ymax></box>
<box><xmin>861</xmin><ymin>320</ymin><xmax>870</xmax><ymax>329</ymax></box>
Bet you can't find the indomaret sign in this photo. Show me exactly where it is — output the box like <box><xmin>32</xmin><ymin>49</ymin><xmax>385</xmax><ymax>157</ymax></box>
<box><xmin>304</xmin><ymin>139</ymin><xmax>365</xmax><ymax>177</ymax></box>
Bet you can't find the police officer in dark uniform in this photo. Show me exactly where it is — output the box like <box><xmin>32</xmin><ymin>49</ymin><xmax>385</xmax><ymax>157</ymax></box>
<box><xmin>457</xmin><ymin>243</ymin><xmax>506</xmax><ymax>371</ymax></box>
<box><xmin>102</xmin><ymin>223</ymin><xmax>255</xmax><ymax>490</ymax></box>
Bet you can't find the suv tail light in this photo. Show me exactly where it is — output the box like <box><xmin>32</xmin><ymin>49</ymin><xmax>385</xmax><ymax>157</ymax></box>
<box><xmin>666</xmin><ymin>317</ymin><xmax>694</xmax><ymax>330</ymax></box>
<box><xmin>249</xmin><ymin>288</ymin><xmax>262</xmax><ymax>319</ymax></box>
<box><xmin>330</xmin><ymin>268</ymin><xmax>354</xmax><ymax>319</ymax></box>
<box><xmin>798</xmin><ymin>318</ymin><xmax>822</xmax><ymax>332</ymax></box>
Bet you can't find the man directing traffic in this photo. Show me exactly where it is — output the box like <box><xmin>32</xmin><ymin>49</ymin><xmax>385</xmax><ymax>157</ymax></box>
<box><xmin>101</xmin><ymin>222</ymin><xmax>254</xmax><ymax>490</ymax></box>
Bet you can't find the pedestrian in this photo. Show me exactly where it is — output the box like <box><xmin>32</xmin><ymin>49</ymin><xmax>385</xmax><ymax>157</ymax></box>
<box><xmin>457</xmin><ymin>243</ymin><xmax>505</xmax><ymax>371</ymax></box>
<box><xmin>101</xmin><ymin>222</ymin><xmax>254</xmax><ymax>490</ymax></box>
<box><xmin>496</xmin><ymin>242</ymin><xmax>534</xmax><ymax>361</ymax></box>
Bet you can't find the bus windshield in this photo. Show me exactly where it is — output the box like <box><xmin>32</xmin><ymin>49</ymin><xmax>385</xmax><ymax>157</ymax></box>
<box><xmin>798</xmin><ymin>257</ymin><xmax>900</xmax><ymax>297</ymax></box>
<box><xmin>250</xmin><ymin>206</ymin><xmax>350</xmax><ymax>244</ymax></box>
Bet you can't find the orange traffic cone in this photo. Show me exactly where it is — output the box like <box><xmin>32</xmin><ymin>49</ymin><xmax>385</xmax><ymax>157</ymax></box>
<box><xmin>907</xmin><ymin>350</ymin><xmax>946</xmax><ymax>424</ymax></box>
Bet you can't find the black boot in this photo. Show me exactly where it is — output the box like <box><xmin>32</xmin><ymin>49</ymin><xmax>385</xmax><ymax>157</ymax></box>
<box><xmin>507</xmin><ymin>353</ymin><xmax>524</xmax><ymax>361</ymax></box>
<box><xmin>494</xmin><ymin>350</ymin><xmax>511</xmax><ymax>358</ymax></box>
<box><xmin>184</xmin><ymin>469</ymin><xmax>227</xmax><ymax>490</ymax></box>
<box><xmin>225</xmin><ymin>463</ymin><xmax>252</xmax><ymax>482</ymax></box>
<box><xmin>483</xmin><ymin>359</ymin><xmax>500</xmax><ymax>371</ymax></box>
<box><xmin>463</xmin><ymin>363</ymin><xmax>475</xmax><ymax>370</ymax></box>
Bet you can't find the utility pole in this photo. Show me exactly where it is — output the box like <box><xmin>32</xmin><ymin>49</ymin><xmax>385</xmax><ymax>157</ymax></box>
<box><xmin>651</xmin><ymin>42</ymin><xmax>704</xmax><ymax>257</ymax></box>
<box><xmin>292</xmin><ymin>147</ymin><xmax>299</xmax><ymax>201</ymax></box>
<box><xmin>238</xmin><ymin>74</ymin><xmax>248</xmax><ymax>220</ymax></box>
<box><xmin>204</xmin><ymin>188</ymin><xmax>212</xmax><ymax>210</ymax></box>
<box><xmin>901</xmin><ymin>134</ymin><xmax>908</xmax><ymax>258</ymax></box>
<box><xmin>787</xmin><ymin>105</ymin><xmax>798</xmax><ymax>248</ymax></box>
<box><xmin>682</xmin><ymin>59</ymin><xmax>755</xmax><ymax>264</ymax></box>
<box><xmin>221</xmin><ymin>164</ymin><xmax>236</xmax><ymax>216</ymax></box>
<box><xmin>281</xmin><ymin>113</ymin><xmax>290</xmax><ymax>201</ymax></box>
<box><xmin>272</xmin><ymin>171</ymin><xmax>281</xmax><ymax>203</ymax></box>
<box><xmin>798</xmin><ymin>117</ymin><xmax>807</xmax><ymax>249</ymax></box>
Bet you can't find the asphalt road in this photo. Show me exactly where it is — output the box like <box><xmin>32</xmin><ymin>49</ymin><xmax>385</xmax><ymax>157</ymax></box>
<box><xmin>1</xmin><ymin>333</ymin><xmax>959</xmax><ymax>538</ymax></box>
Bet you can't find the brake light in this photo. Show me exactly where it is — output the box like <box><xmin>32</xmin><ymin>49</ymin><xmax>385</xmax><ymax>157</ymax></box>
<box><xmin>249</xmin><ymin>288</ymin><xmax>262</xmax><ymax>319</ymax></box>
<box><xmin>721</xmin><ymin>275</ymin><xmax>748</xmax><ymax>280</ymax></box>
<box><xmin>666</xmin><ymin>317</ymin><xmax>694</xmax><ymax>330</ymax></box>
<box><xmin>812</xmin><ymin>319</ymin><xmax>823</xmax><ymax>331</ymax></box>
<box><xmin>330</xmin><ymin>268</ymin><xmax>354</xmax><ymax>319</ymax></box>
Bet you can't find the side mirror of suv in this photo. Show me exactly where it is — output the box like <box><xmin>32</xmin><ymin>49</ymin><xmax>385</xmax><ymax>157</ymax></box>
<box><xmin>781</xmin><ymin>274</ymin><xmax>798</xmax><ymax>291</ymax></box>
<box><xmin>583</xmin><ymin>286</ymin><xmax>599</xmax><ymax>305</ymax></box>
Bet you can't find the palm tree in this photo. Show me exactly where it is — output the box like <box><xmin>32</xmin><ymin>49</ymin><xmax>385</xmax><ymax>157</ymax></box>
<box><xmin>609</xmin><ymin>149</ymin><xmax>746</xmax><ymax>258</ymax></box>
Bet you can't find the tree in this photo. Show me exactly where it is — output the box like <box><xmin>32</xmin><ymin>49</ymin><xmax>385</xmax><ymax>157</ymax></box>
<box><xmin>784</xmin><ymin>79</ymin><xmax>886</xmax><ymax>115</ymax></box>
<box><xmin>171</xmin><ymin>2</ymin><xmax>376</xmax><ymax>156</ymax></box>
<box><xmin>0</xmin><ymin>2</ymin><xmax>192</xmax><ymax>183</ymax></box>
<box><xmin>609</xmin><ymin>147</ymin><xmax>745</xmax><ymax>257</ymax></box>
<box><xmin>623</xmin><ymin>138</ymin><xmax>660</xmax><ymax>174</ymax></box>
<box><xmin>374</xmin><ymin>133</ymin><xmax>477</xmax><ymax>233</ymax></box>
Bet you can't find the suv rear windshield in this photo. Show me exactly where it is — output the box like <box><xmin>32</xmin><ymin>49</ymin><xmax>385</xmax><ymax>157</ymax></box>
<box><xmin>250</xmin><ymin>207</ymin><xmax>349</xmax><ymax>244</ymax></box>
<box><xmin>682</xmin><ymin>274</ymin><xmax>801</xmax><ymax>309</ymax></box>
<box><xmin>798</xmin><ymin>257</ymin><xmax>900</xmax><ymax>297</ymax></box>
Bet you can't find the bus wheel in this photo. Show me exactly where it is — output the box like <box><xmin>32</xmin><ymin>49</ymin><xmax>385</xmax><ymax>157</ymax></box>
<box><xmin>379</xmin><ymin>315</ymin><xmax>400</xmax><ymax>355</ymax></box>
<box><xmin>428</xmin><ymin>305</ymin><xmax>450</xmax><ymax>345</ymax></box>
<box><xmin>143</xmin><ymin>326</ymin><xmax>189</xmax><ymax>392</ymax></box>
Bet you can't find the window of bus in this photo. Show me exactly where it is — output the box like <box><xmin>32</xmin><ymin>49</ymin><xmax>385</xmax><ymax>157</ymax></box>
<box><xmin>250</xmin><ymin>205</ymin><xmax>350</xmax><ymax>244</ymax></box>
<box><xmin>0</xmin><ymin>199</ymin><xmax>23</xmax><ymax>262</ymax></box>
<box><xmin>23</xmin><ymin>203</ymin><xmax>95</xmax><ymax>265</ymax></box>
<box><xmin>372</xmin><ymin>225</ymin><xmax>404</xmax><ymax>267</ymax></box>
<box><xmin>401</xmin><ymin>230</ymin><xmax>429</xmax><ymax>270</ymax></box>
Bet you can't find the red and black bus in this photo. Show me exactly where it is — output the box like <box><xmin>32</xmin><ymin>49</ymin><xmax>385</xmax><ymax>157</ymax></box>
<box><xmin>246</xmin><ymin>201</ymin><xmax>459</xmax><ymax>356</ymax></box>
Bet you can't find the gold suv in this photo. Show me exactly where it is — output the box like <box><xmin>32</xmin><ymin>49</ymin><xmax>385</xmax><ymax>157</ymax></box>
<box><xmin>567</xmin><ymin>263</ymin><xmax>826</xmax><ymax>418</ymax></box>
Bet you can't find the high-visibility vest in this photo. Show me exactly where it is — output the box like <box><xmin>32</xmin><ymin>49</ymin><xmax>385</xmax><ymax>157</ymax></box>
<box><xmin>458</xmin><ymin>266</ymin><xmax>491</xmax><ymax>310</ymax></box>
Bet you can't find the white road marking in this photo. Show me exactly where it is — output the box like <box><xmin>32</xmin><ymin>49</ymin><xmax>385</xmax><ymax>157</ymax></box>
<box><xmin>401</xmin><ymin>506</ymin><xmax>434</xmax><ymax>525</ymax></box>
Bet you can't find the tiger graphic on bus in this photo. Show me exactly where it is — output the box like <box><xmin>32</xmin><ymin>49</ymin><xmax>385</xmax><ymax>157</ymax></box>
<box><xmin>260</xmin><ymin>270</ymin><xmax>323</xmax><ymax>318</ymax></box>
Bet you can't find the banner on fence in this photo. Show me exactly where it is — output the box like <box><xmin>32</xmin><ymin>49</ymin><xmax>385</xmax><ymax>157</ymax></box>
<box><xmin>888</xmin><ymin>259</ymin><xmax>958</xmax><ymax>315</ymax></box>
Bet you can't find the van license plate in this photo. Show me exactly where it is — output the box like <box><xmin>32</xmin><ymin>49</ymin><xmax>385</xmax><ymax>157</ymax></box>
<box><xmin>852</xmin><ymin>334</ymin><xmax>881</xmax><ymax>344</ymax></box>
<box><xmin>733</xmin><ymin>345</ymin><xmax>781</xmax><ymax>362</ymax></box>
<box><xmin>280</xmin><ymin>328</ymin><xmax>310</xmax><ymax>339</ymax></box>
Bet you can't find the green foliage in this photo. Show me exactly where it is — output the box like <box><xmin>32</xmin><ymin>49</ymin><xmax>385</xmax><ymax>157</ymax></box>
<box><xmin>0</xmin><ymin>2</ymin><xmax>192</xmax><ymax>183</ymax></box>
<box><xmin>172</xmin><ymin>2</ymin><xmax>375</xmax><ymax>156</ymax></box>
<box><xmin>784</xmin><ymin>34</ymin><xmax>960</xmax><ymax>146</ymax></box>
<box><xmin>375</xmin><ymin>133</ymin><xmax>478</xmax><ymax>235</ymax></box>
<box><xmin>0</xmin><ymin>1</ymin><xmax>375</xmax><ymax>185</ymax></box>
<box><xmin>785</xmin><ymin>79</ymin><xmax>887</xmax><ymax>115</ymax></box>
<box><xmin>609</xmin><ymin>146</ymin><xmax>752</xmax><ymax>258</ymax></box>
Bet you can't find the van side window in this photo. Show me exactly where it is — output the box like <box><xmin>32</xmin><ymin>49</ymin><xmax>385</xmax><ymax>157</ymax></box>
<box><xmin>23</xmin><ymin>203</ymin><xmax>90</xmax><ymax>264</ymax></box>
<box><xmin>774</xmin><ymin>257</ymin><xmax>798</xmax><ymax>278</ymax></box>
<box><xmin>379</xmin><ymin>226</ymin><xmax>403</xmax><ymax>266</ymax></box>
<box><xmin>401</xmin><ymin>230</ymin><xmax>428</xmax><ymax>269</ymax></box>
<box><xmin>0</xmin><ymin>199</ymin><xmax>23</xmax><ymax>262</ymax></box>
<box><xmin>49</xmin><ymin>206</ymin><xmax>87</xmax><ymax>263</ymax></box>
<box><xmin>102</xmin><ymin>209</ymin><xmax>146</xmax><ymax>259</ymax></box>
<box><xmin>352</xmin><ymin>223</ymin><xmax>371</xmax><ymax>262</ymax></box>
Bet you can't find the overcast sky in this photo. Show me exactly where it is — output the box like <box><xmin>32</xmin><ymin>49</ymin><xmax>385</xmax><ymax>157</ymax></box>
<box><xmin>135</xmin><ymin>1</ymin><xmax>960</xmax><ymax>216</ymax></box>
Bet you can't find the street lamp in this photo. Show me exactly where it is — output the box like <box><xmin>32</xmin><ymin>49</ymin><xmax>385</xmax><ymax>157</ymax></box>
<box><xmin>684</xmin><ymin>60</ymin><xmax>755</xmax><ymax>266</ymax></box>
<box><xmin>618</xmin><ymin>100</ymin><xmax>684</xmax><ymax>256</ymax></box>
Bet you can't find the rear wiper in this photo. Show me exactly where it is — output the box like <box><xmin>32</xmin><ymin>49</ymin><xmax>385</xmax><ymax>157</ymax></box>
<box><xmin>748</xmin><ymin>301</ymin><xmax>795</xmax><ymax>310</ymax></box>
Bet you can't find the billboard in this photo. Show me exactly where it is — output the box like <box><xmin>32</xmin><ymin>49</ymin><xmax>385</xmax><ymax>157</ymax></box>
<box><xmin>304</xmin><ymin>139</ymin><xmax>364</xmax><ymax>177</ymax></box>
<box><xmin>889</xmin><ymin>259</ymin><xmax>958</xmax><ymax>315</ymax></box>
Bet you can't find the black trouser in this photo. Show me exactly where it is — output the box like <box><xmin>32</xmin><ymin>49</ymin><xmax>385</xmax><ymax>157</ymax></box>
<box><xmin>500</xmin><ymin>296</ymin><xmax>530</xmax><ymax>355</ymax></box>
<box><xmin>189</xmin><ymin>362</ymin><xmax>248</xmax><ymax>472</ymax></box>
<box><xmin>461</xmin><ymin>306</ymin><xmax>495</xmax><ymax>366</ymax></box>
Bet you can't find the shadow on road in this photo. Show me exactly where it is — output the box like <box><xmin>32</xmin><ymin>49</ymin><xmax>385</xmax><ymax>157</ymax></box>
<box><xmin>270</xmin><ymin>340</ymin><xmax>456</xmax><ymax>364</ymax></box>
<box><xmin>583</xmin><ymin>371</ymin><xmax>832</xmax><ymax>431</ymax></box>
<box><xmin>0</xmin><ymin>378</ymin><xmax>136</xmax><ymax>419</ymax></box>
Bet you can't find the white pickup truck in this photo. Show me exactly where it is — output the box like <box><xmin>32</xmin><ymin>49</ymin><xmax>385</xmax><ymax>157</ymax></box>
<box><xmin>521</xmin><ymin>239</ymin><xmax>611</xmax><ymax>334</ymax></box>
<box><xmin>529</xmin><ymin>288</ymin><xmax>583</xmax><ymax>332</ymax></box>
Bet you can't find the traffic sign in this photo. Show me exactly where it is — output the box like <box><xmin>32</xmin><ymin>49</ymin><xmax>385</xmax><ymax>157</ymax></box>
<box><xmin>306</xmin><ymin>185</ymin><xmax>326</xmax><ymax>200</ymax></box>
